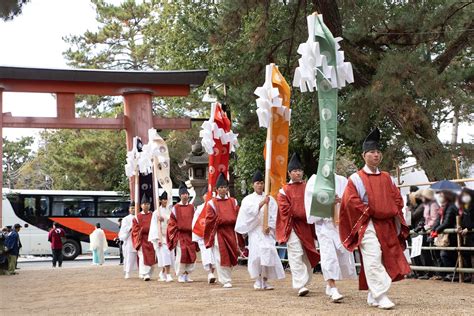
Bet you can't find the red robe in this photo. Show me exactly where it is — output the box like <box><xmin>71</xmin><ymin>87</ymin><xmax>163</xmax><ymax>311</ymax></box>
<box><xmin>167</xmin><ymin>203</ymin><xmax>198</xmax><ymax>264</ymax></box>
<box><xmin>339</xmin><ymin>169</ymin><xmax>410</xmax><ymax>290</ymax></box>
<box><xmin>276</xmin><ymin>182</ymin><xmax>320</xmax><ymax>268</ymax></box>
<box><xmin>204</xmin><ymin>197</ymin><xmax>245</xmax><ymax>267</ymax></box>
<box><xmin>132</xmin><ymin>212</ymin><xmax>157</xmax><ymax>266</ymax></box>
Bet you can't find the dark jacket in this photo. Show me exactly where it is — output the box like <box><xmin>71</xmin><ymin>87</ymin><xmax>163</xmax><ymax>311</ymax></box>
<box><xmin>433</xmin><ymin>203</ymin><xmax>458</xmax><ymax>246</ymax></box>
<box><xmin>5</xmin><ymin>231</ymin><xmax>20</xmax><ymax>256</ymax></box>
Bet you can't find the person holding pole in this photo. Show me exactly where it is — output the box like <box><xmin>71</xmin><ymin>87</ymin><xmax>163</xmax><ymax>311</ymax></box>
<box><xmin>192</xmin><ymin>187</ymin><xmax>217</xmax><ymax>284</ymax></box>
<box><xmin>132</xmin><ymin>194</ymin><xmax>157</xmax><ymax>281</ymax></box>
<box><xmin>236</xmin><ymin>170</ymin><xmax>285</xmax><ymax>290</ymax></box>
<box><xmin>339</xmin><ymin>128</ymin><xmax>410</xmax><ymax>309</ymax></box>
<box><xmin>204</xmin><ymin>172</ymin><xmax>245</xmax><ymax>288</ymax></box>
<box><xmin>276</xmin><ymin>153</ymin><xmax>320</xmax><ymax>297</ymax></box>
<box><xmin>305</xmin><ymin>173</ymin><xmax>357</xmax><ymax>302</ymax></box>
<box><xmin>167</xmin><ymin>183</ymin><xmax>197</xmax><ymax>283</ymax></box>
<box><xmin>149</xmin><ymin>192</ymin><xmax>174</xmax><ymax>282</ymax></box>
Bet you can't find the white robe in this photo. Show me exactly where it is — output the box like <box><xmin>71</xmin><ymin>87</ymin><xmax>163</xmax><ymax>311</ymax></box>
<box><xmin>192</xmin><ymin>203</ymin><xmax>216</xmax><ymax>270</ymax></box>
<box><xmin>149</xmin><ymin>206</ymin><xmax>175</xmax><ymax>268</ymax></box>
<box><xmin>235</xmin><ymin>192</ymin><xmax>285</xmax><ymax>281</ymax></box>
<box><xmin>90</xmin><ymin>228</ymin><xmax>108</xmax><ymax>264</ymax></box>
<box><xmin>304</xmin><ymin>174</ymin><xmax>357</xmax><ymax>281</ymax></box>
<box><xmin>118</xmin><ymin>214</ymin><xmax>138</xmax><ymax>273</ymax></box>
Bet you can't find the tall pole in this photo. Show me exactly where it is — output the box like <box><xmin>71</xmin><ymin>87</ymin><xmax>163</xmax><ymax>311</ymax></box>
<box><xmin>263</xmin><ymin>64</ymin><xmax>274</xmax><ymax>233</ymax></box>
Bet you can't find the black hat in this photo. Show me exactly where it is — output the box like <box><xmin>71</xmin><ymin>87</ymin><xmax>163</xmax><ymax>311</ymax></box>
<box><xmin>179</xmin><ymin>182</ymin><xmax>189</xmax><ymax>196</ymax></box>
<box><xmin>14</xmin><ymin>223</ymin><xmax>22</xmax><ymax>229</ymax></box>
<box><xmin>252</xmin><ymin>170</ymin><xmax>264</xmax><ymax>183</ymax></box>
<box><xmin>140</xmin><ymin>193</ymin><xmax>151</xmax><ymax>205</ymax></box>
<box><xmin>216</xmin><ymin>172</ymin><xmax>228</xmax><ymax>188</ymax></box>
<box><xmin>201</xmin><ymin>186</ymin><xmax>208</xmax><ymax>196</ymax></box>
<box><xmin>129</xmin><ymin>201</ymin><xmax>135</xmax><ymax>208</ymax></box>
<box><xmin>288</xmin><ymin>153</ymin><xmax>303</xmax><ymax>172</ymax></box>
<box><xmin>159</xmin><ymin>191</ymin><xmax>168</xmax><ymax>200</ymax></box>
<box><xmin>362</xmin><ymin>128</ymin><xmax>381</xmax><ymax>153</ymax></box>
<box><xmin>409</xmin><ymin>186</ymin><xmax>419</xmax><ymax>193</ymax></box>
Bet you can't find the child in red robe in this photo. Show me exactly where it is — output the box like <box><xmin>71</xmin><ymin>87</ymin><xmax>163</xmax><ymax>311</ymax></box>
<box><xmin>167</xmin><ymin>182</ymin><xmax>197</xmax><ymax>283</ymax></box>
<box><xmin>204</xmin><ymin>172</ymin><xmax>245</xmax><ymax>288</ymax></box>
<box><xmin>132</xmin><ymin>194</ymin><xmax>157</xmax><ymax>281</ymax></box>
<box><xmin>277</xmin><ymin>153</ymin><xmax>320</xmax><ymax>297</ymax></box>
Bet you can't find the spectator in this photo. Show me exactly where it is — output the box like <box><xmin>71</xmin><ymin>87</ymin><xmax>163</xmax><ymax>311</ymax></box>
<box><xmin>0</xmin><ymin>227</ymin><xmax>9</xmax><ymax>275</ymax></box>
<box><xmin>90</xmin><ymin>223</ymin><xmax>108</xmax><ymax>265</ymax></box>
<box><xmin>48</xmin><ymin>222</ymin><xmax>66</xmax><ymax>268</ymax></box>
<box><xmin>431</xmin><ymin>190</ymin><xmax>458</xmax><ymax>281</ymax></box>
<box><xmin>457</xmin><ymin>188</ymin><xmax>473</xmax><ymax>283</ymax></box>
<box><xmin>416</xmin><ymin>189</ymin><xmax>440</xmax><ymax>280</ymax></box>
<box><xmin>407</xmin><ymin>189</ymin><xmax>424</xmax><ymax>278</ymax></box>
<box><xmin>4</xmin><ymin>223</ymin><xmax>22</xmax><ymax>275</ymax></box>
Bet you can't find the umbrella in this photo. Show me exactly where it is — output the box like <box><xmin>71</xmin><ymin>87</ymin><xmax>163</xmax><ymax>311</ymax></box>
<box><xmin>430</xmin><ymin>180</ymin><xmax>462</xmax><ymax>192</ymax></box>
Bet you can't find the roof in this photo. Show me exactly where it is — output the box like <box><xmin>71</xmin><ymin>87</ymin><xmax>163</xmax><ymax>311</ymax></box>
<box><xmin>0</xmin><ymin>66</ymin><xmax>208</xmax><ymax>87</ymax></box>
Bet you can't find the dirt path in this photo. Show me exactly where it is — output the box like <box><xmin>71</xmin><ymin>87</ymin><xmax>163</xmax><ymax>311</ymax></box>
<box><xmin>1</xmin><ymin>264</ymin><xmax>473</xmax><ymax>315</ymax></box>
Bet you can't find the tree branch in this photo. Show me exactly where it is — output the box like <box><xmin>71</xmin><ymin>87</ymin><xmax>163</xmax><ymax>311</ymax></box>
<box><xmin>433</xmin><ymin>19</ymin><xmax>474</xmax><ymax>74</ymax></box>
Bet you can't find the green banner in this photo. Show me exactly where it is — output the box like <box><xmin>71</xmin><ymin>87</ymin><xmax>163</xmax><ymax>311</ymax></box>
<box><xmin>293</xmin><ymin>14</ymin><xmax>354</xmax><ymax>218</ymax></box>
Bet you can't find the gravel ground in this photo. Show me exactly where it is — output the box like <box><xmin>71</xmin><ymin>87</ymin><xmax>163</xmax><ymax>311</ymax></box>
<box><xmin>1</xmin><ymin>263</ymin><xmax>473</xmax><ymax>315</ymax></box>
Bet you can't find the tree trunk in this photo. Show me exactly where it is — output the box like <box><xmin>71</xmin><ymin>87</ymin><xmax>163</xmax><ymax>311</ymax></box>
<box><xmin>385</xmin><ymin>98</ymin><xmax>456</xmax><ymax>181</ymax></box>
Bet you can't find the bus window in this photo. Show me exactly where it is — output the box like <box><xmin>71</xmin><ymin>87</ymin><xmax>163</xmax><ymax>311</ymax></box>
<box><xmin>39</xmin><ymin>196</ymin><xmax>49</xmax><ymax>216</ymax></box>
<box><xmin>52</xmin><ymin>196</ymin><xmax>95</xmax><ymax>217</ymax></box>
<box><xmin>98</xmin><ymin>197</ymin><xmax>129</xmax><ymax>217</ymax></box>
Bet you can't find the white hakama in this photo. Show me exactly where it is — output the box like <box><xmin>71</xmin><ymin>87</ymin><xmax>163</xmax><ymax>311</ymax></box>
<box><xmin>149</xmin><ymin>206</ymin><xmax>175</xmax><ymax>269</ymax></box>
<box><xmin>235</xmin><ymin>192</ymin><xmax>285</xmax><ymax>281</ymax></box>
<box><xmin>305</xmin><ymin>174</ymin><xmax>357</xmax><ymax>282</ymax></box>
<box><xmin>192</xmin><ymin>203</ymin><xmax>216</xmax><ymax>271</ymax></box>
<box><xmin>118</xmin><ymin>214</ymin><xmax>138</xmax><ymax>274</ymax></box>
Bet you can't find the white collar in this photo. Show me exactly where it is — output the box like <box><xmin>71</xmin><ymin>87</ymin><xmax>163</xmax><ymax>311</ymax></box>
<box><xmin>363</xmin><ymin>165</ymin><xmax>380</xmax><ymax>175</ymax></box>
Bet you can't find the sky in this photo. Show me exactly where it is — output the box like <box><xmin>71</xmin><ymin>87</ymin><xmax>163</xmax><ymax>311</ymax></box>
<box><xmin>0</xmin><ymin>0</ymin><xmax>472</xmax><ymax>150</ymax></box>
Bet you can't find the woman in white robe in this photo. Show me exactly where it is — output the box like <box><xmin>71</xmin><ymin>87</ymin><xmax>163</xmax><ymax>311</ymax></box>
<box><xmin>90</xmin><ymin>223</ymin><xmax>108</xmax><ymax>265</ymax></box>
<box><xmin>235</xmin><ymin>170</ymin><xmax>285</xmax><ymax>290</ymax></box>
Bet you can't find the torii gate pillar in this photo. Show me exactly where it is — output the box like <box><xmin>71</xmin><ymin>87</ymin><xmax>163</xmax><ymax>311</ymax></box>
<box><xmin>123</xmin><ymin>91</ymin><xmax>154</xmax><ymax>200</ymax></box>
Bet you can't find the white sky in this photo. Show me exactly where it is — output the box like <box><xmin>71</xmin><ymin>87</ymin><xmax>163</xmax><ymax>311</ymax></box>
<box><xmin>0</xmin><ymin>0</ymin><xmax>472</xmax><ymax>149</ymax></box>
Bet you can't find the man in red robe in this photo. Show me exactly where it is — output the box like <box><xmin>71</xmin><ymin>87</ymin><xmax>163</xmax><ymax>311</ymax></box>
<box><xmin>167</xmin><ymin>182</ymin><xmax>197</xmax><ymax>283</ymax></box>
<box><xmin>339</xmin><ymin>128</ymin><xmax>410</xmax><ymax>310</ymax></box>
<box><xmin>132</xmin><ymin>194</ymin><xmax>157</xmax><ymax>281</ymax></box>
<box><xmin>204</xmin><ymin>172</ymin><xmax>245</xmax><ymax>288</ymax></box>
<box><xmin>277</xmin><ymin>153</ymin><xmax>320</xmax><ymax>297</ymax></box>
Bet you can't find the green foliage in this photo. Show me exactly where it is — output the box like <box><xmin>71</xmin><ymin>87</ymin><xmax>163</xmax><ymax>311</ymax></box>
<box><xmin>2</xmin><ymin>136</ymin><xmax>34</xmax><ymax>188</ymax></box>
<box><xmin>0</xmin><ymin>0</ymin><xmax>30</xmax><ymax>21</ymax></box>
<box><xmin>22</xmin><ymin>0</ymin><xmax>471</xmax><ymax>192</ymax></box>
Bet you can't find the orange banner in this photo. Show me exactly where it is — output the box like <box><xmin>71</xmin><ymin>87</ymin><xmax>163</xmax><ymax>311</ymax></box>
<box><xmin>264</xmin><ymin>67</ymin><xmax>291</xmax><ymax>198</ymax></box>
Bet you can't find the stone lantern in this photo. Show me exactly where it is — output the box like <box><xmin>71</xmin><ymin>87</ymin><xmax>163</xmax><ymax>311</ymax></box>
<box><xmin>180</xmin><ymin>141</ymin><xmax>209</xmax><ymax>205</ymax></box>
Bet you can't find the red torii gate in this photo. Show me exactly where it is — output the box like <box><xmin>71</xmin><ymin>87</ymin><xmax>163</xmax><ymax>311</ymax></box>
<box><xmin>0</xmin><ymin>66</ymin><xmax>207</xmax><ymax>223</ymax></box>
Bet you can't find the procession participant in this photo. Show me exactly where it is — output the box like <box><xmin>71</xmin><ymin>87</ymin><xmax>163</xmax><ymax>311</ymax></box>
<box><xmin>277</xmin><ymin>153</ymin><xmax>320</xmax><ymax>297</ymax></box>
<box><xmin>339</xmin><ymin>128</ymin><xmax>410</xmax><ymax>310</ymax></box>
<box><xmin>235</xmin><ymin>170</ymin><xmax>285</xmax><ymax>290</ymax></box>
<box><xmin>132</xmin><ymin>194</ymin><xmax>157</xmax><ymax>281</ymax></box>
<box><xmin>167</xmin><ymin>182</ymin><xmax>198</xmax><ymax>283</ymax></box>
<box><xmin>204</xmin><ymin>172</ymin><xmax>245</xmax><ymax>288</ymax></box>
<box><xmin>149</xmin><ymin>191</ymin><xmax>174</xmax><ymax>282</ymax></box>
<box><xmin>192</xmin><ymin>187</ymin><xmax>217</xmax><ymax>284</ymax></box>
<box><xmin>305</xmin><ymin>173</ymin><xmax>357</xmax><ymax>302</ymax></box>
<box><xmin>90</xmin><ymin>223</ymin><xmax>108</xmax><ymax>266</ymax></box>
<box><xmin>118</xmin><ymin>202</ymin><xmax>138</xmax><ymax>279</ymax></box>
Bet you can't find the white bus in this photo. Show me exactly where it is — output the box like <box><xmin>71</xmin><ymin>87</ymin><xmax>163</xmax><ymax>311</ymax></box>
<box><xmin>2</xmin><ymin>188</ymin><xmax>192</xmax><ymax>260</ymax></box>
